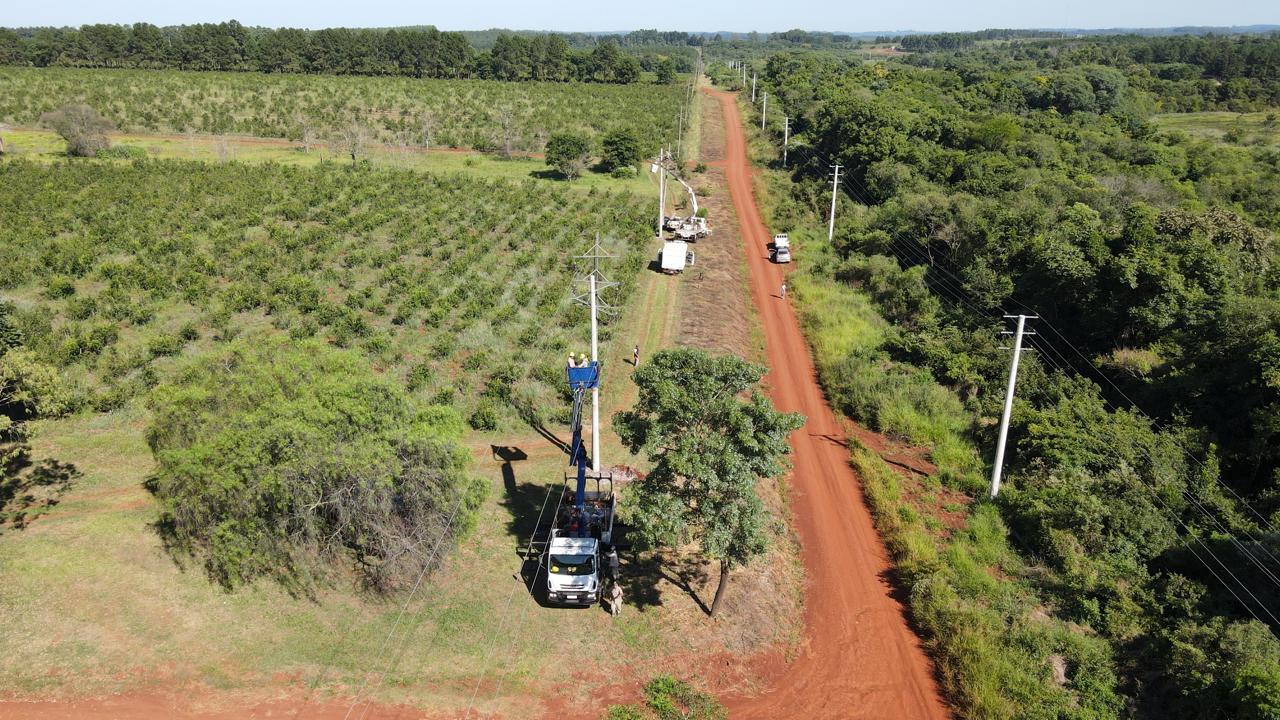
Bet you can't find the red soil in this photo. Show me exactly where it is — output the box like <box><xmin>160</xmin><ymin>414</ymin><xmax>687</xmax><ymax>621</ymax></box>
<box><xmin>706</xmin><ymin>87</ymin><xmax>951</xmax><ymax>720</ymax></box>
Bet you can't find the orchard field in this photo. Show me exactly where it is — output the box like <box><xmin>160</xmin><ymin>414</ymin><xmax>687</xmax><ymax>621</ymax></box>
<box><xmin>0</xmin><ymin>159</ymin><xmax>651</xmax><ymax>428</ymax></box>
<box><xmin>0</xmin><ymin>66</ymin><xmax>686</xmax><ymax>152</ymax></box>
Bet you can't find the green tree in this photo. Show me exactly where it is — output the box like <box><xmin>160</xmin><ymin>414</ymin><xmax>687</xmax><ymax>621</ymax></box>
<box><xmin>655</xmin><ymin>57</ymin><xmax>677</xmax><ymax>84</ymax></box>
<box><xmin>544</xmin><ymin>132</ymin><xmax>592</xmax><ymax>180</ymax></box>
<box><xmin>600</xmin><ymin>128</ymin><xmax>641</xmax><ymax>171</ymax></box>
<box><xmin>613</xmin><ymin>348</ymin><xmax>803</xmax><ymax>616</ymax></box>
<box><xmin>1</xmin><ymin>347</ymin><xmax>72</xmax><ymax>528</ymax></box>
<box><xmin>146</xmin><ymin>336</ymin><xmax>485</xmax><ymax>592</ymax></box>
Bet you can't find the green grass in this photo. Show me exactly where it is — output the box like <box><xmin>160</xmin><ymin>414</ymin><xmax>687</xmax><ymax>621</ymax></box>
<box><xmin>1152</xmin><ymin>109</ymin><xmax>1280</xmax><ymax>145</ymax></box>
<box><xmin>0</xmin><ymin>128</ymin><xmax>657</xmax><ymax>194</ymax></box>
<box><xmin>0</xmin><ymin>409</ymin><xmax>693</xmax><ymax>710</ymax></box>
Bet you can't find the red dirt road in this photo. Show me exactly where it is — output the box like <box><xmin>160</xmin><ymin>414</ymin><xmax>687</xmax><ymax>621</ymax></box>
<box><xmin>707</xmin><ymin>88</ymin><xmax>951</xmax><ymax>720</ymax></box>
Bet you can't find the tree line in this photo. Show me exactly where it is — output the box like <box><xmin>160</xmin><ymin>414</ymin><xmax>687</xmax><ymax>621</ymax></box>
<box><xmin>0</xmin><ymin>21</ymin><xmax>679</xmax><ymax>83</ymax></box>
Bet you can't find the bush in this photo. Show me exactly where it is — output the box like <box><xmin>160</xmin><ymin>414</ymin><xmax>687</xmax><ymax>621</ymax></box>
<box><xmin>601</xmin><ymin>128</ymin><xmax>641</xmax><ymax>171</ymax></box>
<box><xmin>41</xmin><ymin>104</ymin><xmax>114</xmax><ymax>157</ymax></box>
<box><xmin>545</xmin><ymin>132</ymin><xmax>592</xmax><ymax>180</ymax></box>
<box><xmin>145</xmin><ymin>336</ymin><xmax>485</xmax><ymax>592</ymax></box>
<box><xmin>468</xmin><ymin>401</ymin><xmax>499</xmax><ymax>431</ymax></box>
<box><xmin>96</xmin><ymin>145</ymin><xmax>148</xmax><ymax>160</ymax></box>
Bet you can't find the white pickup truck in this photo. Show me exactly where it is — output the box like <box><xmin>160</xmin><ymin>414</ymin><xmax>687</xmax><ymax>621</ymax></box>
<box><xmin>772</xmin><ymin>233</ymin><xmax>792</xmax><ymax>263</ymax></box>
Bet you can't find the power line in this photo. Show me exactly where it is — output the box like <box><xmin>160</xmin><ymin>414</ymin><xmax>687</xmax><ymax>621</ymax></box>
<box><xmin>339</xmin><ymin>492</ymin><xmax>468</xmax><ymax>720</ymax></box>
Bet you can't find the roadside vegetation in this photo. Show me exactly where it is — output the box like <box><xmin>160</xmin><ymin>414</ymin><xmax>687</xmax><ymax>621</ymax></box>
<box><xmin>738</xmin><ymin>31</ymin><xmax>1280</xmax><ymax>719</ymax></box>
<box><xmin>0</xmin><ymin>66</ymin><xmax>684</xmax><ymax>153</ymax></box>
<box><xmin>614</xmin><ymin>348</ymin><xmax>803</xmax><ymax>616</ymax></box>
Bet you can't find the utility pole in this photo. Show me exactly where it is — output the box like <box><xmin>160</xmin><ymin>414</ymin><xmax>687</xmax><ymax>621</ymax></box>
<box><xmin>741</xmin><ymin>61</ymin><xmax>746</xmax><ymax>86</ymax></box>
<box><xmin>761</xmin><ymin>92</ymin><xmax>767</xmax><ymax>130</ymax></box>
<box><xmin>573</xmin><ymin>240</ymin><xmax>619</xmax><ymax>475</ymax></box>
<box><xmin>783</xmin><ymin>116</ymin><xmax>790</xmax><ymax>167</ymax></box>
<box><xmin>652</xmin><ymin>148</ymin><xmax>665</xmax><ymax>236</ymax></box>
<box><xmin>751</xmin><ymin>73</ymin><xmax>757</xmax><ymax>103</ymax></box>
<box><xmin>989</xmin><ymin>314</ymin><xmax>1037</xmax><ymax>499</ymax></box>
<box><xmin>589</xmin><ymin>274</ymin><xmax>600</xmax><ymax>473</ymax></box>
<box><xmin>827</xmin><ymin>164</ymin><xmax>841</xmax><ymax>243</ymax></box>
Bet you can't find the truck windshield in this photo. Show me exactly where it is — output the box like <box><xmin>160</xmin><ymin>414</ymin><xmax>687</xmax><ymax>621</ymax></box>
<box><xmin>549</xmin><ymin>554</ymin><xmax>595</xmax><ymax>576</ymax></box>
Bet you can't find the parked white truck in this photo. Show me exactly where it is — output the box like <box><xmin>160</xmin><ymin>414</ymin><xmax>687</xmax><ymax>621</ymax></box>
<box><xmin>545</xmin><ymin>479</ymin><xmax>616</xmax><ymax>606</ymax></box>
<box><xmin>772</xmin><ymin>233</ymin><xmax>792</xmax><ymax>263</ymax></box>
<box><xmin>660</xmin><ymin>240</ymin><xmax>694</xmax><ymax>274</ymax></box>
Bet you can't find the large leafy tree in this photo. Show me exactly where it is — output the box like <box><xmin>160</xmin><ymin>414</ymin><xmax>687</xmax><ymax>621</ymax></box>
<box><xmin>544</xmin><ymin>132</ymin><xmax>592</xmax><ymax>180</ymax></box>
<box><xmin>146</xmin><ymin>336</ymin><xmax>486</xmax><ymax>592</ymax></box>
<box><xmin>614</xmin><ymin>348</ymin><xmax>803</xmax><ymax>616</ymax></box>
<box><xmin>600</xmin><ymin>128</ymin><xmax>641</xmax><ymax>172</ymax></box>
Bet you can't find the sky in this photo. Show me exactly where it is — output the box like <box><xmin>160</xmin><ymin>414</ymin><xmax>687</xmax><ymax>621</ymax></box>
<box><xmin>5</xmin><ymin>0</ymin><xmax>1276</xmax><ymax>33</ymax></box>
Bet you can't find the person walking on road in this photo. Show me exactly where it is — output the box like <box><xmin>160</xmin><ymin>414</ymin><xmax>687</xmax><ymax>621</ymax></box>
<box><xmin>780</xmin><ymin>282</ymin><xmax>787</xmax><ymax>299</ymax></box>
<box><xmin>633</xmin><ymin>344</ymin><xmax>640</xmax><ymax>368</ymax></box>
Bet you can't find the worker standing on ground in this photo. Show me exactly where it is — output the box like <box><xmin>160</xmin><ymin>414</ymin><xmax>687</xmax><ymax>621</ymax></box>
<box><xmin>780</xmin><ymin>282</ymin><xmax>787</xmax><ymax>299</ymax></box>
<box><xmin>633</xmin><ymin>345</ymin><xmax>640</xmax><ymax>368</ymax></box>
<box><xmin>607</xmin><ymin>579</ymin><xmax>624</xmax><ymax>616</ymax></box>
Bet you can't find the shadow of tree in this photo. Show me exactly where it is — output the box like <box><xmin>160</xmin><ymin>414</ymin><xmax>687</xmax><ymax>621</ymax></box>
<box><xmin>1</xmin><ymin>443</ymin><xmax>80</xmax><ymax>531</ymax></box>
<box><xmin>619</xmin><ymin>550</ymin><xmax>713</xmax><ymax>615</ymax></box>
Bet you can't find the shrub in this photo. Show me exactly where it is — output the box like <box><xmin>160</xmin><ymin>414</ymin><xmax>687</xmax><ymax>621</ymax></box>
<box><xmin>146</xmin><ymin>337</ymin><xmax>485</xmax><ymax>592</ymax></box>
<box><xmin>601</xmin><ymin>128</ymin><xmax>641</xmax><ymax>171</ymax></box>
<box><xmin>545</xmin><ymin>132</ymin><xmax>592</xmax><ymax>180</ymax></box>
<box><xmin>468</xmin><ymin>401</ymin><xmax>499</xmax><ymax>431</ymax></box>
<box><xmin>41</xmin><ymin>104</ymin><xmax>114</xmax><ymax>157</ymax></box>
<box><xmin>96</xmin><ymin>145</ymin><xmax>147</xmax><ymax>160</ymax></box>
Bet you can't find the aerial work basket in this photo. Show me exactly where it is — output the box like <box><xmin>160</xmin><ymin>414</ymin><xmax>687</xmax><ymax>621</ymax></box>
<box><xmin>566</xmin><ymin>361</ymin><xmax>600</xmax><ymax>390</ymax></box>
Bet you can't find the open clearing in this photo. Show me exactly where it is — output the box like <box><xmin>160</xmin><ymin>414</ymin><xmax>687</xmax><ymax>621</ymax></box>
<box><xmin>1152</xmin><ymin>109</ymin><xmax>1280</xmax><ymax>145</ymax></box>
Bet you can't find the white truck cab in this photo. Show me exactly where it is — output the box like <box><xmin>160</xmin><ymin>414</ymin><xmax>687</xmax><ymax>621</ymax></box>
<box><xmin>545</xmin><ymin>536</ymin><xmax>600</xmax><ymax>605</ymax></box>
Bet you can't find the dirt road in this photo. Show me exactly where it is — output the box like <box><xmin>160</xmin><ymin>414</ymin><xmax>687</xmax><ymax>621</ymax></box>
<box><xmin>706</xmin><ymin>88</ymin><xmax>951</xmax><ymax>720</ymax></box>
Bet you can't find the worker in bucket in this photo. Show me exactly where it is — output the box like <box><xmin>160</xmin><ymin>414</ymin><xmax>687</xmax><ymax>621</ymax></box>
<box><xmin>607</xmin><ymin>578</ymin><xmax>624</xmax><ymax>616</ymax></box>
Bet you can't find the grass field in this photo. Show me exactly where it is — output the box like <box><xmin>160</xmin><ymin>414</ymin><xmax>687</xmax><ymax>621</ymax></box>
<box><xmin>0</xmin><ymin>127</ymin><xmax>656</xmax><ymax>194</ymax></box>
<box><xmin>1152</xmin><ymin>109</ymin><xmax>1280</xmax><ymax>145</ymax></box>
<box><xmin>0</xmin><ymin>66</ymin><xmax>687</xmax><ymax>153</ymax></box>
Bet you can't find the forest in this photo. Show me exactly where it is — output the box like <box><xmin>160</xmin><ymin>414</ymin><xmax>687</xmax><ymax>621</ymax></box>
<box><xmin>745</xmin><ymin>32</ymin><xmax>1280</xmax><ymax>719</ymax></box>
<box><xmin>0</xmin><ymin>21</ymin><xmax>684</xmax><ymax>83</ymax></box>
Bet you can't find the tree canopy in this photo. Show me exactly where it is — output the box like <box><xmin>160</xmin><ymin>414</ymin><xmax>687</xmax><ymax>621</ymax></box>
<box><xmin>614</xmin><ymin>348</ymin><xmax>803</xmax><ymax>615</ymax></box>
<box><xmin>145</xmin><ymin>336</ymin><xmax>486</xmax><ymax>592</ymax></box>
<box><xmin>544</xmin><ymin>132</ymin><xmax>592</xmax><ymax>180</ymax></box>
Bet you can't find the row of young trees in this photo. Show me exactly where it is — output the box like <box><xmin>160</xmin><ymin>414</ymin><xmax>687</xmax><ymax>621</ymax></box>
<box><xmin>753</xmin><ymin>40</ymin><xmax>1280</xmax><ymax>718</ymax></box>
<box><xmin>0</xmin><ymin>22</ymin><xmax>677</xmax><ymax>83</ymax></box>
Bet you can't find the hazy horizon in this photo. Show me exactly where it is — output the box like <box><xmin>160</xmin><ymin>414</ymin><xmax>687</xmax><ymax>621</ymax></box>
<box><xmin>4</xmin><ymin>0</ymin><xmax>1276</xmax><ymax>35</ymax></box>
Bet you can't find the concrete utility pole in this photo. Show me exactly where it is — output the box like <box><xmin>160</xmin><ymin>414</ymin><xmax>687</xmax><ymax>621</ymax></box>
<box><xmin>827</xmin><ymin>164</ymin><xmax>841</xmax><ymax>243</ymax></box>
<box><xmin>652</xmin><ymin>148</ymin><xmax>665</xmax><ymax>236</ymax></box>
<box><xmin>590</xmin><ymin>274</ymin><xmax>600</xmax><ymax>473</ymax></box>
<box><xmin>751</xmin><ymin>73</ymin><xmax>757</xmax><ymax>102</ymax></box>
<box><xmin>783</xmin><ymin>116</ymin><xmax>790</xmax><ymax>167</ymax></box>
<box><xmin>761</xmin><ymin>92</ymin><xmax>768</xmax><ymax>130</ymax></box>
<box><xmin>989</xmin><ymin>314</ymin><xmax>1038</xmax><ymax>498</ymax></box>
<box><xmin>741</xmin><ymin>61</ymin><xmax>746</xmax><ymax>86</ymax></box>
